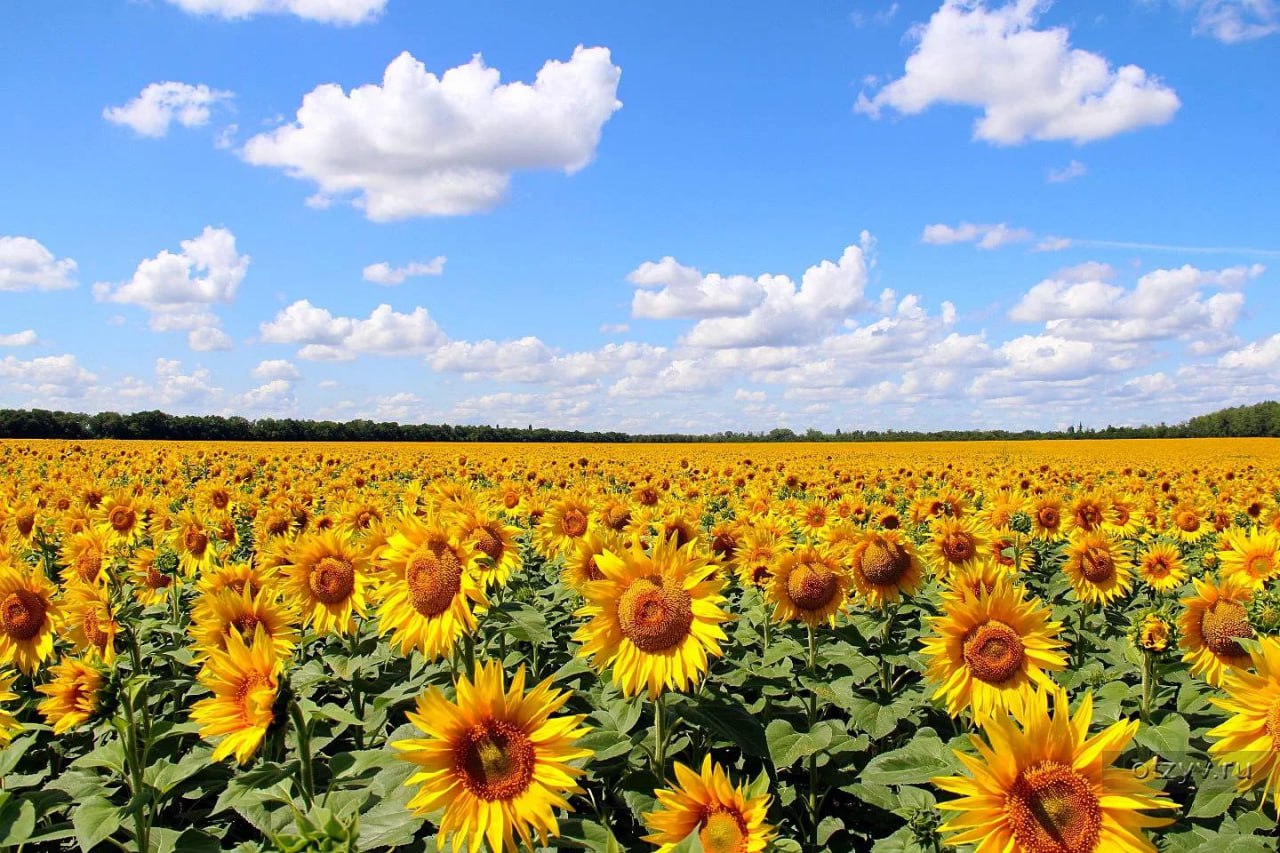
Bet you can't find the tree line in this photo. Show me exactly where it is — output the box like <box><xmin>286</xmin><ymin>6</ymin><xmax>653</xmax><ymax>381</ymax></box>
<box><xmin>0</xmin><ymin>401</ymin><xmax>1276</xmax><ymax>443</ymax></box>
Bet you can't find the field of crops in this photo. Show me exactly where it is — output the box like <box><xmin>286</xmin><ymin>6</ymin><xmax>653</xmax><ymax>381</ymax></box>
<box><xmin>0</xmin><ymin>438</ymin><xmax>1279</xmax><ymax>852</ymax></box>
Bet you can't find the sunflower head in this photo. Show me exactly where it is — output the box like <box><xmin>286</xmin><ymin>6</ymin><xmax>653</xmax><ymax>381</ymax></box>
<box><xmin>768</xmin><ymin>544</ymin><xmax>850</xmax><ymax>628</ymax></box>
<box><xmin>848</xmin><ymin>529</ymin><xmax>924</xmax><ymax>610</ymax></box>
<box><xmin>643</xmin><ymin>755</ymin><xmax>775</xmax><ymax>853</ymax></box>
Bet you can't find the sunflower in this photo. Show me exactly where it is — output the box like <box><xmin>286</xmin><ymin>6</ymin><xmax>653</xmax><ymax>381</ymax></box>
<box><xmin>575</xmin><ymin>534</ymin><xmax>730</xmax><ymax>698</ymax></box>
<box><xmin>391</xmin><ymin>660</ymin><xmax>592</xmax><ymax>853</ymax></box>
<box><xmin>931</xmin><ymin>686</ymin><xmax>1174</xmax><ymax>852</ymax></box>
<box><xmin>129</xmin><ymin>547</ymin><xmax>176</xmax><ymax>607</ymax></box>
<box><xmin>562</xmin><ymin>529</ymin><xmax>616</xmax><ymax>593</ymax></box>
<box><xmin>989</xmin><ymin>532</ymin><xmax>1031</xmax><ymax>574</ymax></box>
<box><xmin>732</xmin><ymin>527</ymin><xmax>781</xmax><ymax>590</ymax></box>
<box><xmin>980</xmin><ymin>491</ymin><xmax>1023</xmax><ymax>533</ymax></box>
<box><xmin>1207</xmin><ymin>636</ymin><xmax>1280</xmax><ymax>808</ymax></box>
<box><xmin>456</xmin><ymin>508</ymin><xmax>522</xmax><ymax>590</ymax></box>
<box><xmin>169</xmin><ymin>507</ymin><xmax>222</xmax><ymax>576</ymax></box>
<box><xmin>1105</xmin><ymin>492</ymin><xmax>1142</xmax><ymax>537</ymax></box>
<box><xmin>1062</xmin><ymin>531</ymin><xmax>1133</xmax><ymax>606</ymax></box>
<box><xmin>848</xmin><ymin>529</ymin><xmax>924</xmax><ymax>610</ymax></box>
<box><xmin>643</xmin><ymin>755</ymin><xmax>774</xmax><ymax>853</ymax></box>
<box><xmin>0</xmin><ymin>561</ymin><xmax>61</xmax><ymax>674</ymax></box>
<box><xmin>1</xmin><ymin>496</ymin><xmax>42</xmax><ymax>550</ymax></box>
<box><xmin>189</xmin><ymin>625</ymin><xmax>281</xmax><ymax>765</ymax></box>
<box><xmin>280</xmin><ymin>529</ymin><xmax>372</xmax><ymax>636</ymax></box>
<box><xmin>0</xmin><ymin>670</ymin><xmax>23</xmax><ymax>745</ymax></box>
<box><xmin>190</xmin><ymin>584</ymin><xmax>299</xmax><ymax>662</ymax></box>
<box><xmin>1066</xmin><ymin>491</ymin><xmax>1114</xmax><ymax>535</ymax></box>
<box><xmin>58</xmin><ymin>527</ymin><xmax>111</xmax><ymax>587</ymax></box>
<box><xmin>1169</xmin><ymin>501</ymin><xmax>1211</xmax><ymax>544</ymax></box>
<box><xmin>1218</xmin><ymin>528</ymin><xmax>1280</xmax><ymax>590</ymax></box>
<box><xmin>95</xmin><ymin>491</ymin><xmax>145</xmax><ymax>548</ymax></box>
<box><xmin>534</xmin><ymin>495</ymin><xmax>594</xmax><ymax>557</ymax></box>
<box><xmin>924</xmin><ymin>515</ymin><xmax>990</xmax><ymax>577</ymax></box>
<box><xmin>922</xmin><ymin>575</ymin><xmax>1067</xmax><ymax>723</ymax></box>
<box><xmin>375</xmin><ymin>514</ymin><xmax>488</xmax><ymax>660</ymax></box>
<box><xmin>36</xmin><ymin>657</ymin><xmax>104</xmax><ymax>734</ymax></box>
<box><xmin>1180</xmin><ymin>574</ymin><xmax>1255</xmax><ymax>686</ymax></box>
<box><xmin>768</xmin><ymin>544</ymin><xmax>850</xmax><ymax>628</ymax></box>
<box><xmin>195</xmin><ymin>560</ymin><xmax>274</xmax><ymax>600</ymax></box>
<box><xmin>1029</xmin><ymin>496</ymin><xmax>1067</xmax><ymax>542</ymax></box>
<box><xmin>63</xmin><ymin>582</ymin><xmax>119</xmax><ymax>665</ymax></box>
<box><xmin>1136</xmin><ymin>543</ymin><xmax>1188</xmax><ymax>594</ymax></box>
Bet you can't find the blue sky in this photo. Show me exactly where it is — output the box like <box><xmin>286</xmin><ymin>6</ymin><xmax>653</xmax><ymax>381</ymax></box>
<box><xmin>2</xmin><ymin>0</ymin><xmax>1278</xmax><ymax>432</ymax></box>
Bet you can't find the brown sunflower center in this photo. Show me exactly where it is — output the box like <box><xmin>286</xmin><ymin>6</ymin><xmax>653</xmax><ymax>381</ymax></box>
<box><xmin>2</xmin><ymin>589</ymin><xmax>47</xmax><ymax>641</ymax></box>
<box><xmin>16</xmin><ymin>512</ymin><xmax>35</xmax><ymax>537</ymax></box>
<box><xmin>711</xmin><ymin>532</ymin><xmax>737</xmax><ymax>559</ymax></box>
<box><xmin>963</xmin><ymin>620</ymin><xmax>1025</xmax><ymax>684</ymax></box>
<box><xmin>787</xmin><ymin>563</ymin><xmax>839</xmax><ymax>612</ymax></box>
<box><xmin>1266</xmin><ymin>700</ymin><xmax>1280</xmax><ymax>754</ymax></box>
<box><xmin>1076</xmin><ymin>505</ymin><xmax>1103</xmax><ymax>530</ymax></box>
<box><xmin>212</xmin><ymin>491</ymin><xmax>230</xmax><ymax>510</ymax></box>
<box><xmin>233</xmin><ymin>614</ymin><xmax>261</xmax><ymax>637</ymax></box>
<box><xmin>82</xmin><ymin>609</ymin><xmax>110</xmax><ymax>650</ymax></box>
<box><xmin>1145</xmin><ymin>556</ymin><xmax>1170</xmax><ymax>579</ymax></box>
<box><xmin>699</xmin><ymin>806</ymin><xmax>748</xmax><ymax>853</ymax></box>
<box><xmin>1037</xmin><ymin>507</ymin><xmax>1059</xmax><ymax>529</ymax></box>
<box><xmin>308</xmin><ymin>556</ymin><xmax>355</xmax><ymax>605</ymax></box>
<box><xmin>266</xmin><ymin>513</ymin><xmax>290</xmax><ymax>536</ymax></box>
<box><xmin>456</xmin><ymin>719</ymin><xmax>535</xmax><ymax>802</ymax></box>
<box><xmin>860</xmin><ymin>540</ymin><xmax>911</xmax><ymax>586</ymax></box>
<box><xmin>940</xmin><ymin>531</ymin><xmax>976</xmax><ymax>564</ymax></box>
<box><xmin>145</xmin><ymin>564</ymin><xmax>171</xmax><ymax>590</ymax></box>
<box><xmin>1079</xmin><ymin>547</ymin><xmax>1115</xmax><ymax>583</ymax></box>
<box><xmin>561</xmin><ymin>509</ymin><xmax>588</xmax><ymax>538</ymax></box>
<box><xmin>406</xmin><ymin>548</ymin><xmax>463</xmax><ymax>617</ymax></box>
<box><xmin>750</xmin><ymin>565</ymin><xmax>771</xmax><ymax>586</ymax></box>
<box><xmin>75</xmin><ymin>552</ymin><xmax>103</xmax><ymax>584</ymax></box>
<box><xmin>1201</xmin><ymin>600</ymin><xmax>1253</xmax><ymax>657</ymax></box>
<box><xmin>617</xmin><ymin>576</ymin><xmax>694</xmax><ymax>653</ymax></box>
<box><xmin>1114</xmin><ymin>506</ymin><xmax>1131</xmax><ymax>526</ymax></box>
<box><xmin>184</xmin><ymin>528</ymin><xmax>209</xmax><ymax>556</ymax></box>
<box><xmin>1005</xmin><ymin>760</ymin><xmax>1102</xmax><ymax>853</ymax></box>
<box><xmin>475</xmin><ymin>528</ymin><xmax>504</xmax><ymax>562</ymax></box>
<box><xmin>604</xmin><ymin>505</ymin><xmax>632</xmax><ymax>531</ymax></box>
<box><xmin>1176</xmin><ymin>511</ymin><xmax>1201</xmax><ymax>533</ymax></box>
<box><xmin>108</xmin><ymin>506</ymin><xmax>136</xmax><ymax>532</ymax></box>
<box><xmin>584</xmin><ymin>556</ymin><xmax>605</xmax><ymax>582</ymax></box>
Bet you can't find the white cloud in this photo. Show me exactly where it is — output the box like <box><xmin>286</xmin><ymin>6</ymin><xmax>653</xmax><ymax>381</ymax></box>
<box><xmin>0</xmin><ymin>354</ymin><xmax>97</xmax><ymax>401</ymax></box>
<box><xmin>628</xmin><ymin>257</ymin><xmax>764</xmax><ymax>319</ymax></box>
<box><xmin>188</xmin><ymin>327</ymin><xmax>233</xmax><ymax>351</ymax></box>
<box><xmin>162</xmin><ymin>0</ymin><xmax>387</xmax><ymax>24</ymax></box>
<box><xmin>240</xmin><ymin>379</ymin><xmax>296</xmax><ymax>413</ymax></box>
<box><xmin>1219</xmin><ymin>333</ymin><xmax>1280</xmax><ymax>371</ymax></box>
<box><xmin>921</xmin><ymin>221</ymin><xmax>1032</xmax><ymax>249</ymax></box>
<box><xmin>1033</xmin><ymin>236</ymin><xmax>1073</xmax><ymax>252</ymax></box>
<box><xmin>94</xmin><ymin>227</ymin><xmax>248</xmax><ymax>349</ymax></box>
<box><xmin>600</xmin><ymin>323</ymin><xmax>629</xmax><ymax>334</ymax></box>
<box><xmin>857</xmin><ymin>0</ymin><xmax>1180</xmax><ymax>144</ymax></box>
<box><xmin>252</xmin><ymin>359</ymin><xmax>300</xmax><ymax>380</ymax></box>
<box><xmin>431</xmin><ymin>337</ymin><xmax>664</xmax><ymax>385</ymax></box>
<box><xmin>260</xmin><ymin>300</ymin><xmax>446</xmax><ymax>360</ymax></box>
<box><xmin>1188</xmin><ymin>0</ymin><xmax>1278</xmax><ymax>42</ymax></box>
<box><xmin>678</xmin><ymin>237</ymin><xmax>875</xmax><ymax>348</ymax></box>
<box><xmin>104</xmin><ymin>82</ymin><xmax>233</xmax><ymax>137</ymax></box>
<box><xmin>1047</xmin><ymin>159</ymin><xmax>1087</xmax><ymax>183</ymax></box>
<box><xmin>362</xmin><ymin>256</ymin><xmax>447</xmax><ymax>285</ymax></box>
<box><xmin>241</xmin><ymin>46</ymin><xmax>622</xmax><ymax>220</ymax></box>
<box><xmin>0</xmin><ymin>331</ymin><xmax>37</xmax><ymax>347</ymax></box>
<box><xmin>735</xmin><ymin>389</ymin><xmax>767</xmax><ymax>402</ymax></box>
<box><xmin>0</xmin><ymin>236</ymin><xmax>77</xmax><ymax>291</ymax></box>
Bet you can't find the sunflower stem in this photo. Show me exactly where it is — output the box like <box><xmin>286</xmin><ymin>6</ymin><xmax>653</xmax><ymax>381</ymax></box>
<box><xmin>1140</xmin><ymin>650</ymin><xmax>1155</xmax><ymax>723</ymax></box>
<box><xmin>806</xmin><ymin>623</ymin><xmax>821</xmax><ymax>853</ymax></box>
<box><xmin>653</xmin><ymin>692</ymin><xmax>667</xmax><ymax>779</ymax></box>
<box><xmin>288</xmin><ymin>699</ymin><xmax>316</xmax><ymax>809</ymax></box>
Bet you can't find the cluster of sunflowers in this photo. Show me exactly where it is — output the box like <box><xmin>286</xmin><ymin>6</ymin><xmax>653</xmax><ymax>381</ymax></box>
<box><xmin>0</xmin><ymin>438</ymin><xmax>1278</xmax><ymax>852</ymax></box>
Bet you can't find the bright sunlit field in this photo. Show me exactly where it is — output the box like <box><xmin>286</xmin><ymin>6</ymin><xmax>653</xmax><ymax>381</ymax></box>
<box><xmin>1</xmin><ymin>437</ymin><xmax>1279</xmax><ymax>852</ymax></box>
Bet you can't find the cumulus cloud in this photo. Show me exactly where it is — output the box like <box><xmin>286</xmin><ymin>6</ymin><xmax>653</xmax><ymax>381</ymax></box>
<box><xmin>0</xmin><ymin>236</ymin><xmax>77</xmax><ymax>291</ymax></box>
<box><xmin>0</xmin><ymin>354</ymin><xmax>97</xmax><ymax>401</ymax></box>
<box><xmin>431</xmin><ymin>338</ymin><xmax>664</xmax><ymax>384</ymax></box>
<box><xmin>628</xmin><ymin>257</ymin><xmax>764</xmax><ymax>319</ymax></box>
<box><xmin>857</xmin><ymin>0</ymin><xmax>1180</xmax><ymax>144</ymax></box>
<box><xmin>162</xmin><ymin>0</ymin><xmax>387</xmax><ymax>24</ymax></box>
<box><xmin>104</xmin><ymin>82</ymin><xmax>233</xmax><ymax>137</ymax></box>
<box><xmin>921</xmin><ymin>221</ymin><xmax>1033</xmax><ymax>249</ymax></box>
<box><xmin>1219</xmin><ymin>333</ymin><xmax>1280</xmax><ymax>371</ymax></box>
<box><xmin>241</xmin><ymin>46</ymin><xmax>623</xmax><ymax>220</ymax></box>
<box><xmin>94</xmin><ymin>226</ymin><xmax>248</xmax><ymax>350</ymax></box>
<box><xmin>260</xmin><ymin>300</ymin><xmax>446</xmax><ymax>360</ymax></box>
<box><xmin>252</xmin><ymin>359</ymin><xmax>300</xmax><ymax>380</ymax></box>
<box><xmin>671</xmin><ymin>237</ymin><xmax>876</xmax><ymax>349</ymax></box>
<box><xmin>0</xmin><ymin>331</ymin><xmax>38</xmax><ymax>347</ymax></box>
<box><xmin>362</xmin><ymin>256</ymin><xmax>447</xmax><ymax>285</ymax></box>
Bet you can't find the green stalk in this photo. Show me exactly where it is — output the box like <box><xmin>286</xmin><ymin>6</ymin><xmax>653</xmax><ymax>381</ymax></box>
<box><xmin>288</xmin><ymin>700</ymin><xmax>316</xmax><ymax>808</ymax></box>
<box><xmin>806</xmin><ymin>624</ymin><xmax>820</xmax><ymax>853</ymax></box>
<box><xmin>1140</xmin><ymin>650</ymin><xmax>1155</xmax><ymax>723</ymax></box>
<box><xmin>653</xmin><ymin>692</ymin><xmax>667</xmax><ymax>780</ymax></box>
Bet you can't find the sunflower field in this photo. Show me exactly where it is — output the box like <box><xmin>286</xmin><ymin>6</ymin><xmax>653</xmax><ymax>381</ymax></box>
<box><xmin>0</xmin><ymin>438</ymin><xmax>1279</xmax><ymax>852</ymax></box>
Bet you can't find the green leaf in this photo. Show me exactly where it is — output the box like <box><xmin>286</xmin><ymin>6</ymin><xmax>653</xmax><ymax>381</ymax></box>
<box><xmin>1134</xmin><ymin>715</ymin><xmax>1190</xmax><ymax>759</ymax></box>
<box><xmin>1188</xmin><ymin>771</ymin><xmax>1240</xmax><ymax>819</ymax></box>
<box><xmin>765</xmin><ymin>719</ymin><xmax>833</xmax><ymax>768</ymax></box>
<box><xmin>0</xmin><ymin>795</ymin><xmax>36</xmax><ymax>847</ymax></box>
<box><xmin>678</xmin><ymin>695</ymin><xmax>769</xmax><ymax>757</ymax></box>
<box><xmin>860</xmin><ymin>734</ymin><xmax>959</xmax><ymax>786</ymax></box>
<box><xmin>73</xmin><ymin>795</ymin><xmax>123</xmax><ymax>852</ymax></box>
